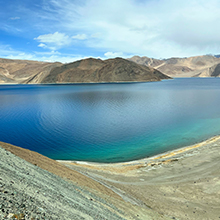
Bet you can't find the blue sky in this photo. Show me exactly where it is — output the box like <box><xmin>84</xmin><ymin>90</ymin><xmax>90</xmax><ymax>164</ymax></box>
<box><xmin>1</xmin><ymin>0</ymin><xmax>220</xmax><ymax>63</ymax></box>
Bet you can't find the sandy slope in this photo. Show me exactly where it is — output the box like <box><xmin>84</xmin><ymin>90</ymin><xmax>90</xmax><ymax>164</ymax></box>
<box><xmin>1</xmin><ymin>136</ymin><xmax>220</xmax><ymax>219</ymax></box>
<box><xmin>0</xmin><ymin>142</ymin><xmax>171</xmax><ymax>219</ymax></box>
<box><xmin>61</xmin><ymin>136</ymin><xmax>220</xmax><ymax>220</ymax></box>
<box><xmin>128</xmin><ymin>55</ymin><xmax>220</xmax><ymax>77</ymax></box>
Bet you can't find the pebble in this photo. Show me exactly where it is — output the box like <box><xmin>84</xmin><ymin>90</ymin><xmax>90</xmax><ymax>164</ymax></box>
<box><xmin>0</xmin><ymin>146</ymin><xmax>128</xmax><ymax>220</ymax></box>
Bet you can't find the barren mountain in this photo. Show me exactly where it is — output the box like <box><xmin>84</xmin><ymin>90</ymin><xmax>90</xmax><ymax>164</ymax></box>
<box><xmin>0</xmin><ymin>58</ymin><xmax>62</xmax><ymax>84</ymax></box>
<box><xmin>2</xmin><ymin>54</ymin><xmax>220</xmax><ymax>84</ymax></box>
<box><xmin>0</xmin><ymin>57</ymin><xmax>170</xmax><ymax>84</ymax></box>
<box><xmin>128</xmin><ymin>55</ymin><xmax>220</xmax><ymax>77</ymax></box>
<box><xmin>40</xmin><ymin>57</ymin><xmax>170</xmax><ymax>84</ymax></box>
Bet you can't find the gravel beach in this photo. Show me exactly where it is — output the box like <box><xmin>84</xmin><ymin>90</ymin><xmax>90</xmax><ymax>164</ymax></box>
<box><xmin>60</xmin><ymin>136</ymin><xmax>220</xmax><ymax>220</ymax></box>
<box><xmin>1</xmin><ymin>136</ymin><xmax>220</xmax><ymax>219</ymax></box>
<box><xmin>0</xmin><ymin>142</ymin><xmax>170</xmax><ymax>220</ymax></box>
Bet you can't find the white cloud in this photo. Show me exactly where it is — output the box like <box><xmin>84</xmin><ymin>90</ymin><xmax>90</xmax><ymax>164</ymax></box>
<box><xmin>72</xmin><ymin>34</ymin><xmax>87</xmax><ymax>40</ymax></box>
<box><xmin>104</xmin><ymin>52</ymin><xmax>124</xmax><ymax>58</ymax></box>
<box><xmin>34</xmin><ymin>32</ymin><xmax>89</xmax><ymax>51</ymax></box>
<box><xmin>38</xmin><ymin>43</ymin><xmax>47</xmax><ymax>49</ymax></box>
<box><xmin>0</xmin><ymin>44</ymin><xmax>24</xmax><ymax>58</ymax></box>
<box><xmin>35</xmin><ymin>50</ymin><xmax>61</xmax><ymax>56</ymax></box>
<box><xmin>40</xmin><ymin>55</ymin><xmax>89</xmax><ymax>63</ymax></box>
<box><xmin>3</xmin><ymin>0</ymin><xmax>220</xmax><ymax>60</ymax></box>
<box><xmin>0</xmin><ymin>44</ymin><xmax>37</xmax><ymax>61</ymax></box>
<box><xmin>40</xmin><ymin>0</ymin><xmax>220</xmax><ymax>58</ymax></box>
<box><xmin>0</xmin><ymin>43</ymin><xmax>102</xmax><ymax>63</ymax></box>
<box><xmin>6</xmin><ymin>53</ymin><xmax>35</xmax><ymax>61</ymax></box>
<box><xmin>35</xmin><ymin>32</ymin><xmax>70</xmax><ymax>44</ymax></box>
<box><xmin>10</xmin><ymin>17</ymin><xmax>20</xmax><ymax>20</ymax></box>
<box><xmin>33</xmin><ymin>53</ymin><xmax>102</xmax><ymax>63</ymax></box>
<box><xmin>0</xmin><ymin>24</ymin><xmax>22</xmax><ymax>33</ymax></box>
<box><xmin>34</xmin><ymin>32</ymin><xmax>72</xmax><ymax>50</ymax></box>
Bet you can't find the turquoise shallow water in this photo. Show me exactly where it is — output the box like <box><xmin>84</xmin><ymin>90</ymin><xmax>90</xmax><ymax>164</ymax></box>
<box><xmin>0</xmin><ymin>78</ymin><xmax>220</xmax><ymax>163</ymax></box>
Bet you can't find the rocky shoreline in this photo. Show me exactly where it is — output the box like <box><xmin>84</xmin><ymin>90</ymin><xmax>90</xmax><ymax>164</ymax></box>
<box><xmin>0</xmin><ymin>142</ymin><xmax>170</xmax><ymax>220</ymax></box>
<box><xmin>60</xmin><ymin>135</ymin><xmax>220</xmax><ymax>220</ymax></box>
<box><xmin>1</xmin><ymin>135</ymin><xmax>220</xmax><ymax>219</ymax></box>
<box><xmin>0</xmin><ymin>147</ymin><xmax>126</xmax><ymax>220</ymax></box>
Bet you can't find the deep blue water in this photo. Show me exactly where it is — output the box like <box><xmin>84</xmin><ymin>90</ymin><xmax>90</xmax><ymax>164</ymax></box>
<box><xmin>1</xmin><ymin>78</ymin><xmax>220</xmax><ymax>163</ymax></box>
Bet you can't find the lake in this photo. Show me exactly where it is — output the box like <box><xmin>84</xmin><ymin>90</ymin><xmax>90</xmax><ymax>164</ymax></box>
<box><xmin>1</xmin><ymin>78</ymin><xmax>220</xmax><ymax>163</ymax></box>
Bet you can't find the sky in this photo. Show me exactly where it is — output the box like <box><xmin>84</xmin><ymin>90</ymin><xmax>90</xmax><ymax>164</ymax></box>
<box><xmin>1</xmin><ymin>0</ymin><xmax>220</xmax><ymax>63</ymax></box>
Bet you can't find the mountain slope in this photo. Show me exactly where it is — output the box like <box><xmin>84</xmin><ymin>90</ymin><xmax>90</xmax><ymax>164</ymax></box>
<box><xmin>0</xmin><ymin>57</ymin><xmax>170</xmax><ymax>84</ymax></box>
<box><xmin>39</xmin><ymin>57</ymin><xmax>170</xmax><ymax>84</ymax></box>
<box><xmin>0</xmin><ymin>58</ymin><xmax>62</xmax><ymax>84</ymax></box>
<box><xmin>0</xmin><ymin>142</ymin><xmax>171</xmax><ymax>220</ymax></box>
<box><xmin>2</xmin><ymin>54</ymin><xmax>220</xmax><ymax>83</ymax></box>
<box><xmin>128</xmin><ymin>55</ymin><xmax>220</xmax><ymax>77</ymax></box>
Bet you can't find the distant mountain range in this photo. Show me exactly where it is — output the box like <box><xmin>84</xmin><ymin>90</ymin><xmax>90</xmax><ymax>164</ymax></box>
<box><xmin>0</xmin><ymin>57</ymin><xmax>170</xmax><ymax>84</ymax></box>
<box><xmin>1</xmin><ymin>54</ymin><xmax>220</xmax><ymax>84</ymax></box>
<box><xmin>0</xmin><ymin>58</ymin><xmax>61</xmax><ymax>84</ymax></box>
<box><xmin>128</xmin><ymin>55</ymin><xmax>220</xmax><ymax>77</ymax></box>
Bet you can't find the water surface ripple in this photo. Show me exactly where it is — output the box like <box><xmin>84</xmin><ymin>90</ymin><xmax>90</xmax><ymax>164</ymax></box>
<box><xmin>1</xmin><ymin>78</ymin><xmax>220</xmax><ymax>162</ymax></box>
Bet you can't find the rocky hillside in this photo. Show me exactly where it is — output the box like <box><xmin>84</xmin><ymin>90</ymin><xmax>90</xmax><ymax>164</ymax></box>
<box><xmin>2</xmin><ymin>54</ymin><xmax>220</xmax><ymax>83</ymax></box>
<box><xmin>0</xmin><ymin>57</ymin><xmax>170</xmax><ymax>84</ymax></box>
<box><xmin>40</xmin><ymin>57</ymin><xmax>170</xmax><ymax>84</ymax></box>
<box><xmin>0</xmin><ymin>58</ymin><xmax>62</xmax><ymax>84</ymax></box>
<box><xmin>128</xmin><ymin>55</ymin><xmax>220</xmax><ymax>77</ymax></box>
<box><xmin>0</xmin><ymin>142</ymin><xmax>170</xmax><ymax>220</ymax></box>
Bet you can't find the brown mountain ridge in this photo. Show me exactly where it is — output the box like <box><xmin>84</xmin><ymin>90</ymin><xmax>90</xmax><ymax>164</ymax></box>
<box><xmin>0</xmin><ymin>58</ymin><xmax>62</xmax><ymax>84</ymax></box>
<box><xmin>40</xmin><ymin>57</ymin><xmax>170</xmax><ymax>83</ymax></box>
<box><xmin>128</xmin><ymin>55</ymin><xmax>220</xmax><ymax>77</ymax></box>
<box><xmin>1</xmin><ymin>54</ymin><xmax>220</xmax><ymax>84</ymax></box>
<box><xmin>0</xmin><ymin>57</ymin><xmax>170</xmax><ymax>84</ymax></box>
